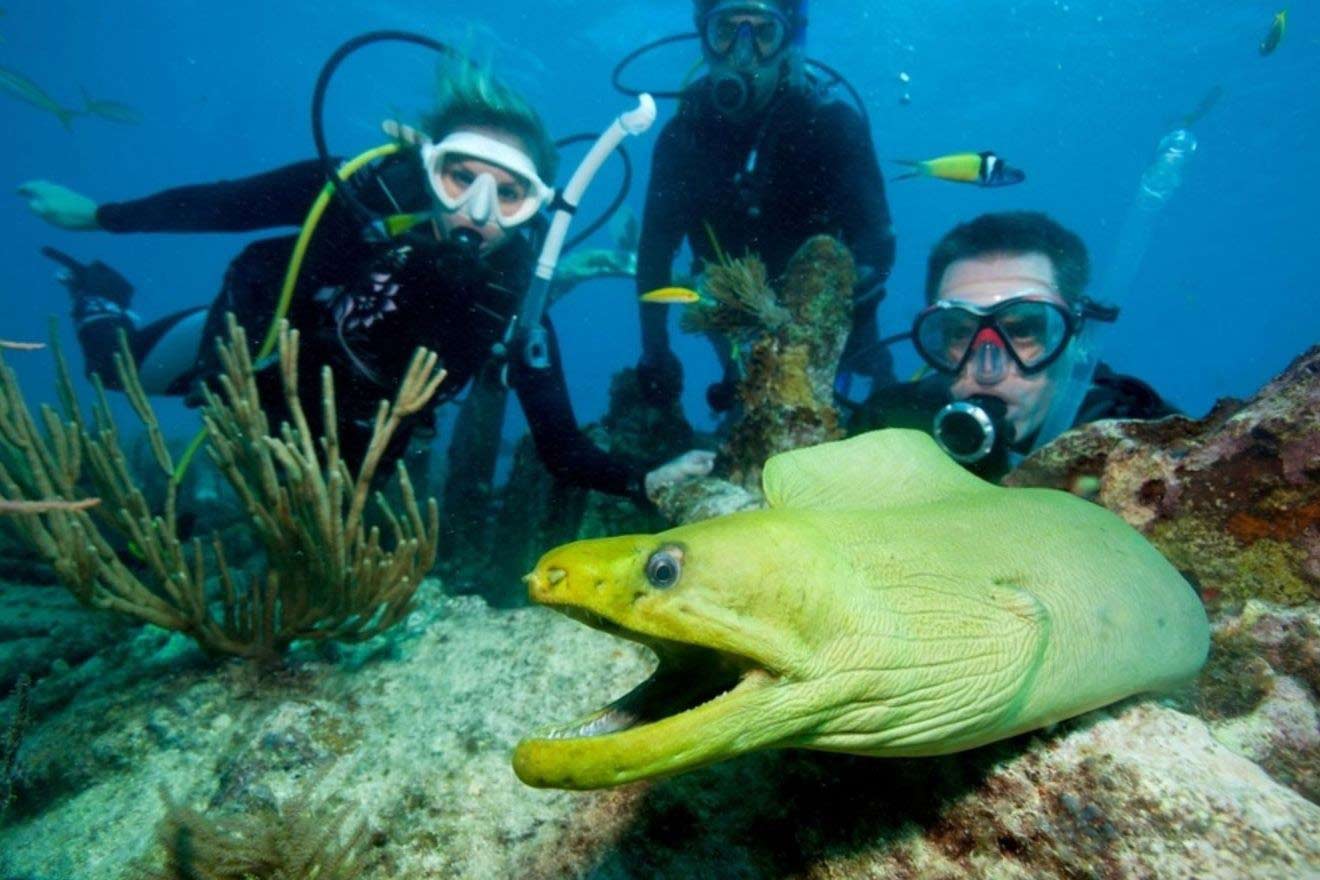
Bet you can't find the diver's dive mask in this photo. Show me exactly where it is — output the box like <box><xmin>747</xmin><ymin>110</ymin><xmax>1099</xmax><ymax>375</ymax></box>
<box><xmin>913</xmin><ymin>296</ymin><xmax>1101</xmax><ymax>378</ymax></box>
<box><xmin>422</xmin><ymin>131</ymin><xmax>554</xmax><ymax>230</ymax></box>
<box><xmin>701</xmin><ymin>2</ymin><xmax>792</xmax><ymax>62</ymax></box>
<box><xmin>700</xmin><ymin>1</ymin><xmax>797</xmax><ymax>116</ymax></box>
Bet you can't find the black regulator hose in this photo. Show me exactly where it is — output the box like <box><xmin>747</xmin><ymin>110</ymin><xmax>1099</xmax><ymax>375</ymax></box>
<box><xmin>804</xmin><ymin>58</ymin><xmax>871</xmax><ymax>134</ymax></box>
<box><xmin>311</xmin><ymin>30</ymin><xmax>464</xmax><ymax>228</ymax></box>
<box><xmin>612</xmin><ymin>31</ymin><xmax>872</xmax><ymax>132</ymax></box>
<box><xmin>612</xmin><ymin>33</ymin><xmax>699</xmax><ymax>100</ymax></box>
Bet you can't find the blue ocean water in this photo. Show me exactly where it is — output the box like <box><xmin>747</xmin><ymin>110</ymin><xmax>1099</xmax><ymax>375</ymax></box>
<box><xmin>0</xmin><ymin>0</ymin><xmax>1315</xmax><ymax>440</ymax></box>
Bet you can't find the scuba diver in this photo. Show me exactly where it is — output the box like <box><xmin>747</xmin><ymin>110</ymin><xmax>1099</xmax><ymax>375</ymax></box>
<box><xmin>851</xmin><ymin>212</ymin><xmax>1176</xmax><ymax>481</ymax></box>
<box><xmin>633</xmin><ymin>0</ymin><xmax>897</xmax><ymax>412</ymax></box>
<box><xmin>18</xmin><ymin>61</ymin><xmax>713</xmax><ymax>503</ymax></box>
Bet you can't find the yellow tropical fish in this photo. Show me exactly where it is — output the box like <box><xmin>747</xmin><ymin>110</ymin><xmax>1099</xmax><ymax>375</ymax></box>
<box><xmin>1260</xmin><ymin>9</ymin><xmax>1287</xmax><ymax>56</ymax></box>
<box><xmin>640</xmin><ymin>286</ymin><xmax>703</xmax><ymax>305</ymax></box>
<box><xmin>892</xmin><ymin>151</ymin><xmax>1025</xmax><ymax>187</ymax></box>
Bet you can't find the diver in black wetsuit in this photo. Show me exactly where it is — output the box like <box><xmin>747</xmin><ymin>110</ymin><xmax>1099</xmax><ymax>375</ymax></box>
<box><xmin>636</xmin><ymin>0</ymin><xmax>897</xmax><ymax>412</ymax></box>
<box><xmin>19</xmin><ymin>67</ymin><xmax>714</xmax><ymax>501</ymax></box>
<box><xmin>849</xmin><ymin>212</ymin><xmax>1177</xmax><ymax>482</ymax></box>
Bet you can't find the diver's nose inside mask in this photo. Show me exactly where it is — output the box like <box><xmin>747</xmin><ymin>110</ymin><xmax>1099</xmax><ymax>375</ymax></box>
<box><xmin>970</xmin><ymin>328</ymin><xmax>1007</xmax><ymax>385</ymax></box>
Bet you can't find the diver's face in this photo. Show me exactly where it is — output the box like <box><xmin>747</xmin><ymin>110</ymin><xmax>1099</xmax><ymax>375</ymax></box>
<box><xmin>940</xmin><ymin>253</ymin><xmax>1071</xmax><ymax>444</ymax></box>
<box><xmin>434</xmin><ymin>127</ymin><xmax>533</xmax><ymax>254</ymax></box>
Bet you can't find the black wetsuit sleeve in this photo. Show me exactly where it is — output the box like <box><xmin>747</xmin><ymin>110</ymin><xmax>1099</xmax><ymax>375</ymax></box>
<box><xmin>635</xmin><ymin>120</ymin><xmax>694</xmax><ymax>354</ymax></box>
<box><xmin>1078</xmin><ymin>365</ymin><xmax>1181</xmax><ymax>423</ymax></box>
<box><xmin>95</xmin><ymin>159</ymin><xmax>336</xmax><ymax>233</ymax></box>
<box><xmin>818</xmin><ymin>102</ymin><xmax>896</xmax><ymax>288</ymax></box>
<box><xmin>511</xmin><ymin>320</ymin><xmax>649</xmax><ymax>500</ymax></box>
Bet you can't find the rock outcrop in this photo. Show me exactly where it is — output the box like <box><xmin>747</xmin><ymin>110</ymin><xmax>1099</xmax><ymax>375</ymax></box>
<box><xmin>1</xmin><ymin>589</ymin><xmax>1317</xmax><ymax>879</ymax></box>
<box><xmin>1008</xmin><ymin>346</ymin><xmax>1320</xmax><ymax>609</ymax></box>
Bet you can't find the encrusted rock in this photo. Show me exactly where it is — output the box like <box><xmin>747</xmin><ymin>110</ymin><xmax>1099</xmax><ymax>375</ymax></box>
<box><xmin>1186</xmin><ymin>601</ymin><xmax>1320</xmax><ymax>802</ymax></box>
<box><xmin>1008</xmin><ymin>346</ymin><xmax>1320</xmax><ymax>608</ymax></box>
<box><xmin>651</xmin><ymin>476</ymin><xmax>764</xmax><ymax>526</ymax></box>
<box><xmin>723</xmin><ymin>236</ymin><xmax>855</xmax><ymax>486</ymax></box>
<box><xmin>4</xmin><ymin>585</ymin><xmax>1317</xmax><ymax>880</ymax></box>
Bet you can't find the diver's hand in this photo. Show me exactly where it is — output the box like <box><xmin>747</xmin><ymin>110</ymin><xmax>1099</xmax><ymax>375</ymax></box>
<box><xmin>644</xmin><ymin>450</ymin><xmax>716</xmax><ymax>499</ymax></box>
<box><xmin>637</xmin><ymin>348</ymin><xmax>683</xmax><ymax>406</ymax></box>
<box><xmin>17</xmin><ymin>181</ymin><xmax>101</xmax><ymax>230</ymax></box>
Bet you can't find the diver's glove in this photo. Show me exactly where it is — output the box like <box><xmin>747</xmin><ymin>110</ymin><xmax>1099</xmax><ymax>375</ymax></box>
<box><xmin>643</xmin><ymin>449</ymin><xmax>716</xmax><ymax>501</ymax></box>
<box><xmin>20</xmin><ymin>181</ymin><xmax>102</xmax><ymax>231</ymax></box>
<box><xmin>637</xmin><ymin>347</ymin><xmax>684</xmax><ymax>406</ymax></box>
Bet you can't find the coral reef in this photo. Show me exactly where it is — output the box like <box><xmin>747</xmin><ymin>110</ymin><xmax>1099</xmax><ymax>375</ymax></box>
<box><xmin>718</xmin><ymin>236</ymin><xmax>855</xmax><ymax>485</ymax></box>
<box><xmin>0</xmin><ymin>322</ymin><xmax>442</xmax><ymax>662</ymax></box>
<box><xmin>641</xmin><ymin>236</ymin><xmax>855</xmax><ymax>525</ymax></box>
<box><xmin>1</xmin><ymin>592</ymin><xmax>1316</xmax><ymax>879</ymax></box>
<box><xmin>650</xmin><ymin>476</ymin><xmax>763</xmax><ymax>526</ymax></box>
<box><xmin>681</xmin><ymin>252</ymin><xmax>788</xmax><ymax>335</ymax></box>
<box><xmin>1189</xmin><ymin>601</ymin><xmax>1320</xmax><ymax>802</ymax></box>
<box><xmin>0</xmin><ymin>580</ymin><xmax>132</xmax><ymax>697</ymax></box>
<box><xmin>131</xmin><ymin>786</ymin><xmax>375</xmax><ymax>880</ymax></box>
<box><xmin>1008</xmin><ymin>346</ymin><xmax>1320</xmax><ymax>609</ymax></box>
<box><xmin>0</xmin><ymin>674</ymin><xmax>29</xmax><ymax>825</ymax></box>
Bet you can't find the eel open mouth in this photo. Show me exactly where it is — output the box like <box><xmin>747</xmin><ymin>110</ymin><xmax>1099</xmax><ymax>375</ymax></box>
<box><xmin>531</xmin><ymin>605</ymin><xmax>780</xmax><ymax>743</ymax></box>
<box><xmin>514</xmin><ymin>601</ymin><xmax>785</xmax><ymax>788</ymax></box>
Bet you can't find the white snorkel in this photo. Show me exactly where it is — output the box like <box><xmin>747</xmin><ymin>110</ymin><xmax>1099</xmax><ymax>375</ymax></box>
<box><xmin>513</xmin><ymin>93</ymin><xmax>657</xmax><ymax>370</ymax></box>
<box><xmin>1032</xmin><ymin>128</ymin><xmax>1196</xmax><ymax>450</ymax></box>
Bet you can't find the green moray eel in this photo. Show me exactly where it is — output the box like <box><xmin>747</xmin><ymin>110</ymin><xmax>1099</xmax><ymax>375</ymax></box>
<box><xmin>515</xmin><ymin>430</ymin><xmax>1210</xmax><ymax>790</ymax></box>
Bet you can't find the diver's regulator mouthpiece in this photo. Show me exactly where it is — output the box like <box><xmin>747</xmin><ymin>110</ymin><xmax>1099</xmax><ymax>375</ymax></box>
<box><xmin>933</xmin><ymin>395</ymin><xmax>1011</xmax><ymax>467</ymax></box>
<box><xmin>712</xmin><ymin>71</ymin><xmax>753</xmax><ymax>114</ymax></box>
<box><xmin>448</xmin><ymin>226</ymin><xmax>484</xmax><ymax>254</ymax></box>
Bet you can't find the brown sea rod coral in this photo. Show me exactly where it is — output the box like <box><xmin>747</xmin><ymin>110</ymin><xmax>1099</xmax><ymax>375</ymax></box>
<box><xmin>0</xmin><ymin>496</ymin><xmax>99</xmax><ymax>514</ymax></box>
<box><xmin>0</xmin><ymin>319</ymin><xmax>443</xmax><ymax>663</ymax></box>
<box><xmin>721</xmin><ymin>236</ymin><xmax>855</xmax><ymax>484</ymax></box>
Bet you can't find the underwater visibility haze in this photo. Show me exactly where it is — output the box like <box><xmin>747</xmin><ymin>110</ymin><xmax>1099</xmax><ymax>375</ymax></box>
<box><xmin>0</xmin><ymin>1</ymin><xmax>1317</xmax><ymax>878</ymax></box>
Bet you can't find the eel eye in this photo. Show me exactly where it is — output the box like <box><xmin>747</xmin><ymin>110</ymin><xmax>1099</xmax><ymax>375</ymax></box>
<box><xmin>645</xmin><ymin>547</ymin><xmax>684</xmax><ymax>589</ymax></box>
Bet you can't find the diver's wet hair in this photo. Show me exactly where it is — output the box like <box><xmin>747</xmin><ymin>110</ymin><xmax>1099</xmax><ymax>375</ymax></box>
<box><xmin>423</xmin><ymin>62</ymin><xmax>560</xmax><ymax>183</ymax></box>
<box><xmin>925</xmin><ymin>211</ymin><xmax>1091</xmax><ymax>306</ymax></box>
